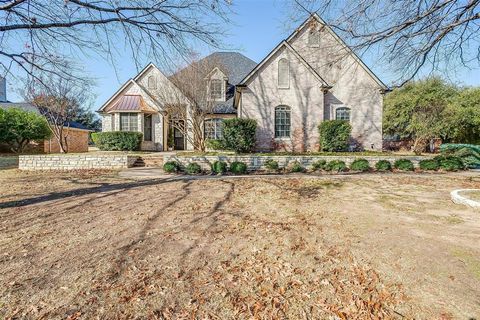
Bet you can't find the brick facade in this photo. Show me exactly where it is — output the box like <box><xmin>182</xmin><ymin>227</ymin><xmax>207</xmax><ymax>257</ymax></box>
<box><xmin>43</xmin><ymin>128</ymin><xmax>90</xmax><ymax>153</ymax></box>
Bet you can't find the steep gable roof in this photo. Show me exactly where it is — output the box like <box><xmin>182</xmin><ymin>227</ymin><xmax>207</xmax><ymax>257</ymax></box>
<box><xmin>288</xmin><ymin>14</ymin><xmax>388</xmax><ymax>90</ymax></box>
<box><xmin>239</xmin><ymin>40</ymin><xmax>330</xmax><ymax>87</ymax></box>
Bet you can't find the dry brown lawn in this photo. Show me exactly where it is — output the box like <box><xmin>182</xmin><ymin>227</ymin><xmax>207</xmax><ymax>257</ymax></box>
<box><xmin>0</xmin><ymin>169</ymin><xmax>479</xmax><ymax>319</ymax></box>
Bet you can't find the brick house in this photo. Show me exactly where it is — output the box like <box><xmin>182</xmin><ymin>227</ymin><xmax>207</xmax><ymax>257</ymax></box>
<box><xmin>98</xmin><ymin>14</ymin><xmax>388</xmax><ymax>152</ymax></box>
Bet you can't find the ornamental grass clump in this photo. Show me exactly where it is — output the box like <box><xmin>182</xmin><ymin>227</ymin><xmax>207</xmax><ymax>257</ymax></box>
<box><xmin>325</xmin><ymin>160</ymin><xmax>347</xmax><ymax>172</ymax></box>
<box><xmin>163</xmin><ymin>161</ymin><xmax>181</xmax><ymax>173</ymax></box>
<box><xmin>375</xmin><ymin>160</ymin><xmax>392</xmax><ymax>171</ymax></box>
<box><xmin>185</xmin><ymin>162</ymin><xmax>202</xmax><ymax>174</ymax></box>
<box><xmin>393</xmin><ymin>159</ymin><xmax>414</xmax><ymax>171</ymax></box>
<box><xmin>350</xmin><ymin>159</ymin><xmax>370</xmax><ymax>172</ymax></box>
<box><xmin>230</xmin><ymin>161</ymin><xmax>248</xmax><ymax>174</ymax></box>
<box><xmin>311</xmin><ymin>159</ymin><xmax>327</xmax><ymax>171</ymax></box>
<box><xmin>211</xmin><ymin>160</ymin><xmax>228</xmax><ymax>174</ymax></box>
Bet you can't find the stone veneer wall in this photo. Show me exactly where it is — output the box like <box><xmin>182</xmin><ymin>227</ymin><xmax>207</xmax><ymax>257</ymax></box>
<box><xmin>165</xmin><ymin>155</ymin><xmax>432</xmax><ymax>171</ymax></box>
<box><xmin>19</xmin><ymin>154</ymin><xmax>138</xmax><ymax>170</ymax></box>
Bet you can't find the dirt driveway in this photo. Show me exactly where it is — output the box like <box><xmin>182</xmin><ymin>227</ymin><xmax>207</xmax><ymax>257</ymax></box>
<box><xmin>0</xmin><ymin>170</ymin><xmax>479</xmax><ymax>319</ymax></box>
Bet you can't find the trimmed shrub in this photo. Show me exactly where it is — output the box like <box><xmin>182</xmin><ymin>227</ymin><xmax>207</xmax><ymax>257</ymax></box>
<box><xmin>230</xmin><ymin>161</ymin><xmax>247</xmax><ymax>174</ymax></box>
<box><xmin>393</xmin><ymin>159</ymin><xmax>414</xmax><ymax>171</ymax></box>
<box><xmin>185</xmin><ymin>162</ymin><xmax>202</xmax><ymax>174</ymax></box>
<box><xmin>288</xmin><ymin>161</ymin><xmax>305</xmax><ymax>173</ymax></box>
<box><xmin>92</xmin><ymin>131</ymin><xmax>142</xmax><ymax>151</ymax></box>
<box><xmin>264</xmin><ymin>159</ymin><xmax>279</xmax><ymax>171</ymax></box>
<box><xmin>206</xmin><ymin>139</ymin><xmax>223</xmax><ymax>150</ymax></box>
<box><xmin>211</xmin><ymin>160</ymin><xmax>228</xmax><ymax>174</ymax></box>
<box><xmin>318</xmin><ymin>120</ymin><xmax>352</xmax><ymax>152</ymax></box>
<box><xmin>163</xmin><ymin>161</ymin><xmax>180</xmax><ymax>173</ymax></box>
<box><xmin>325</xmin><ymin>160</ymin><xmax>347</xmax><ymax>172</ymax></box>
<box><xmin>375</xmin><ymin>160</ymin><xmax>392</xmax><ymax>171</ymax></box>
<box><xmin>350</xmin><ymin>159</ymin><xmax>370</xmax><ymax>172</ymax></box>
<box><xmin>451</xmin><ymin>147</ymin><xmax>480</xmax><ymax>169</ymax></box>
<box><xmin>440</xmin><ymin>143</ymin><xmax>480</xmax><ymax>154</ymax></box>
<box><xmin>434</xmin><ymin>155</ymin><xmax>465</xmax><ymax>171</ymax></box>
<box><xmin>419</xmin><ymin>159</ymin><xmax>439</xmax><ymax>171</ymax></box>
<box><xmin>311</xmin><ymin>159</ymin><xmax>327</xmax><ymax>171</ymax></box>
<box><xmin>221</xmin><ymin>118</ymin><xmax>257</xmax><ymax>153</ymax></box>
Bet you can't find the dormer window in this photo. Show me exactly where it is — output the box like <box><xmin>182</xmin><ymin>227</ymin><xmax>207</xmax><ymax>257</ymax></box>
<box><xmin>308</xmin><ymin>30</ymin><xmax>320</xmax><ymax>47</ymax></box>
<box><xmin>210</xmin><ymin>79</ymin><xmax>223</xmax><ymax>100</ymax></box>
<box><xmin>147</xmin><ymin>75</ymin><xmax>156</xmax><ymax>90</ymax></box>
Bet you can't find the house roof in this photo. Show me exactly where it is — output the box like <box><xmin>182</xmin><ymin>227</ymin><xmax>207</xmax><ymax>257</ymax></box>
<box><xmin>103</xmin><ymin>95</ymin><xmax>156</xmax><ymax>113</ymax></box>
<box><xmin>239</xmin><ymin>41</ymin><xmax>330</xmax><ymax>87</ymax></box>
<box><xmin>286</xmin><ymin>14</ymin><xmax>388</xmax><ymax>90</ymax></box>
<box><xmin>0</xmin><ymin>102</ymin><xmax>91</xmax><ymax>131</ymax></box>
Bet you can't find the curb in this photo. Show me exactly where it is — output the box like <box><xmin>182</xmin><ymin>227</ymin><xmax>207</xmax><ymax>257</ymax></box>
<box><xmin>451</xmin><ymin>189</ymin><xmax>480</xmax><ymax>209</ymax></box>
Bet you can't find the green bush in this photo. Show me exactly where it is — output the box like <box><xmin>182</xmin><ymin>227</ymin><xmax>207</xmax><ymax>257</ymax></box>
<box><xmin>375</xmin><ymin>160</ymin><xmax>392</xmax><ymax>171</ymax></box>
<box><xmin>318</xmin><ymin>120</ymin><xmax>352</xmax><ymax>152</ymax></box>
<box><xmin>163</xmin><ymin>161</ymin><xmax>180</xmax><ymax>173</ymax></box>
<box><xmin>350</xmin><ymin>159</ymin><xmax>370</xmax><ymax>172</ymax></box>
<box><xmin>185</xmin><ymin>162</ymin><xmax>202</xmax><ymax>174</ymax></box>
<box><xmin>230</xmin><ymin>161</ymin><xmax>247</xmax><ymax>174</ymax></box>
<box><xmin>440</xmin><ymin>144</ymin><xmax>480</xmax><ymax>169</ymax></box>
<box><xmin>221</xmin><ymin>118</ymin><xmax>257</xmax><ymax>153</ymax></box>
<box><xmin>434</xmin><ymin>155</ymin><xmax>465</xmax><ymax>171</ymax></box>
<box><xmin>0</xmin><ymin>107</ymin><xmax>52</xmax><ymax>153</ymax></box>
<box><xmin>419</xmin><ymin>159</ymin><xmax>439</xmax><ymax>171</ymax></box>
<box><xmin>92</xmin><ymin>131</ymin><xmax>142</xmax><ymax>151</ymax></box>
<box><xmin>325</xmin><ymin>160</ymin><xmax>347</xmax><ymax>172</ymax></box>
<box><xmin>205</xmin><ymin>139</ymin><xmax>223</xmax><ymax>150</ymax></box>
<box><xmin>211</xmin><ymin>160</ymin><xmax>228</xmax><ymax>174</ymax></box>
<box><xmin>288</xmin><ymin>161</ymin><xmax>305</xmax><ymax>173</ymax></box>
<box><xmin>393</xmin><ymin>159</ymin><xmax>414</xmax><ymax>171</ymax></box>
<box><xmin>264</xmin><ymin>159</ymin><xmax>279</xmax><ymax>171</ymax></box>
<box><xmin>311</xmin><ymin>159</ymin><xmax>327</xmax><ymax>171</ymax></box>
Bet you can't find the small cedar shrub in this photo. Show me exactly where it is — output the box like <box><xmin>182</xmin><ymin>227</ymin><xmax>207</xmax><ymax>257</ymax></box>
<box><xmin>419</xmin><ymin>159</ymin><xmax>439</xmax><ymax>171</ymax></box>
<box><xmin>185</xmin><ymin>162</ymin><xmax>202</xmax><ymax>174</ymax></box>
<box><xmin>350</xmin><ymin>158</ymin><xmax>370</xmax><ymax>172</ymax></box>
<box><xmin>264</xmin><ymin>159</ymin><xmax>279</xmax><ymax>171</ymax></box>
<box><xmin>393</xmin><ymin>159</ymin><xmax>414</xmax><ymax>171</ymax></box>
<box><xmin>230</xmin><ymin>161</ymin><xmax>247</xmax><ymax>174</ymax></box>
<box><xmin>92</xmin><ymin>131</ymin><xmax>143</xmax><ymax>151</ymax></box>
<box><xmin>434</xmin><ymin>155</ymin><xmax>464</xmax><ymax>171</ymax></box>
<box><xmin>311</xmin><ymin>159</ymin><xmax>327</xmax><ymax>171</ymax></box>
<box><xmin>163</xmin><ymin>161</ymin><xmax>180</xmax><ymax>173</ymax></box>
<box><xmin>451</xmin><ymin>148</ymin><xmax>480</xmax><ymax>169</ymax></box>
<box><xmin>288</xmin><ymin>161</ymin><xmax>305</xmax><ymax>173</ymax></box>
<box><xmin>211</xmin><ymin>160</ymin><xmax>228</xmax><ymax>174</ymax></box>
<box><xmin>325</xmin><ymin>160</ymin><xmax>347</xmax><ymax>172</ymax></box>
<box><xmin>205</xmin><ymin>139</ymin><xmax>223</xmax><ymax>150</ymax></box>
<box><xmin>375</xmin><ymin>160</ymin><xmax>392</xmax><ymax>171</ymax></box>
<box><xmin>318</xmin><ymin>120</ymin><xmax>352</xmax><ymax>152</ymax></box>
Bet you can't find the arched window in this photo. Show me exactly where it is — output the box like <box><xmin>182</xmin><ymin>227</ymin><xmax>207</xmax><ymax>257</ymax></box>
<box><xmin>275</xmin><ymin>105</ymin><xmax>291</xmax><ymax>138</ymax></box>
<box><xmin>308</xmin><ymin>30</ymin><xmax>320</xmax><ymax>47</ymax></box>
<box><xmin>147</xmin><ymin>75</ymin><xmax>156</xmax><ymax>89</ymax></box>
<box><xmin>335</xmin><ymin>107</ymin><xmax>351</xmax><ymax>121</ymax></box>
<box><xmin>278</xmin><ymin>58</ymin><xmax>289</xmax><ymax>88</ymax></box>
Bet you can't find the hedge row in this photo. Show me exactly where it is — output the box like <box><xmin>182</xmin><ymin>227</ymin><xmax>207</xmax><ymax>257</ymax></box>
<box><xmin>164</xmin><ymin>156</ymin><xmax>467</xmax><ymax>175</ymax></box>
<box><xmin>91</xmin><ymin>131</ymin><xmax>143</xmax><ymax>151</ymax></box>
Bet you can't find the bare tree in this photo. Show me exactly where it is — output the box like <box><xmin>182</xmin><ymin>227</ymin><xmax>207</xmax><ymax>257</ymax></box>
<box><xmin>288</xmin><ymin>0</ymin><xmax>480</xmax><ymax>85</ymax></box>
<box><xmin>152</xmin><ymin>53</ymin><xmax>223</xmax><ymax>151</ymax></box>
<box><xmin>0</xmin><ymin>0</ymin><xmax>233</xmax><ymax>83</ymax></box>
<box><xmin>28</xmin><ymin>77</ymin><xmax>92</xmax><ymax>153</ymax></box>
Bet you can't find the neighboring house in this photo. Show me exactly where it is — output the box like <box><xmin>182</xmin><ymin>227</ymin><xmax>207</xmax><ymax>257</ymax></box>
<box><xmin>98</xmin><ymin>14</ymin><xmax>388</xmax><ymax>152</ymax></box>
<box><xmin>0</xmin><ymin>79</ymin><xmax>91</xmax><ymax>153</ymax></box>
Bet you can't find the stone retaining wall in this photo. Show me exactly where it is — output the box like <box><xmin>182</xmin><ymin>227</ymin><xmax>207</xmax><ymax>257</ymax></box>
<box><xmin>165</xmin><ymin>155</ymin><xmax>432</xmax><ymax>171</ymax></box>
<box><xmin>0</xmin><ymin>156</ymin><xmax>19</xmax><ymax>169</ymax></box>
<box><xmin>19</xmin><ymin>154</ymin><xmax>138</xmax><ymax>170</ymax></box>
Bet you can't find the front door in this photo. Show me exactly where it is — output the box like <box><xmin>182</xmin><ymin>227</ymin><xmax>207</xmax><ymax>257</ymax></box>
<box><xmin>173</xmin><ymin>127</ymin><xmax>185</xmax><ymax>150</ymax></box>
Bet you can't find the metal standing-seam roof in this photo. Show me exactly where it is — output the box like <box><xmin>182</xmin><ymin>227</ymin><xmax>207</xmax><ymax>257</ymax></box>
<box><xmin>104</xmin><ymin>95</ymin><xmax>157</xmax><ymax>113</ymax></box>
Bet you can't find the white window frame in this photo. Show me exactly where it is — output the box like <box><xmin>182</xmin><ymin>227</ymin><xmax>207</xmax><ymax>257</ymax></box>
<box><xmin>278</xmin><ymin>58</ymin><xmax>290</xmax><ymax>89</ymax></box>
<box><xmin>274</xmin><ymin>105</ymin><xmax>291</xmax><ymax>138</ymax></box>
<box><xmin>147</xmin><ymin>75</ymin><xmax>156</xmax><ymax>90</ymax></box>
<box><xmin>332</xmin><ymin>104</ymin><xmax>351</xmax><ymax>122</ymax></box>
<box><xmin>204</xmin><ymin>118</ymin><xmax>224</xmax><ymax>140</ymax></box>
<box><xmin>209</xmin><ymin>79</ymin><xmax>224</xmax><ymax>101</ymax></box>
<box><xmin>119</xmin><ymin>113</ymin><xmax>139</xmax><ymax>132</ymax></box>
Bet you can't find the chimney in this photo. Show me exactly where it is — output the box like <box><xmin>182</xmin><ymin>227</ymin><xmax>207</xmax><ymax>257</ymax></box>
<box><xmin>0</xmin><ymin>78</ymin><xmax>6</xmax><ymax>102</ymax></box>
